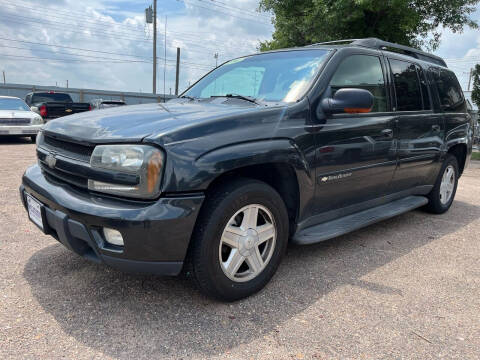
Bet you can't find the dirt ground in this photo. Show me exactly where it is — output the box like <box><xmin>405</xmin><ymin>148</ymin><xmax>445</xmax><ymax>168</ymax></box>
<box><xmin>1</xmin><ymin>137</ymin><xmax>479</xmax><ymax>359</ymax></box>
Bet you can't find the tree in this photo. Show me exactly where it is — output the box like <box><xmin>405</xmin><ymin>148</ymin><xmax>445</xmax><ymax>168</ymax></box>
<box><xmin>472</xmin><ymin>64</ymin><xmax>480</xmax><ymax>109</ymax></box>
<box><xmin>258</xmin><ymin>0</ymin><xmax>479</xmax><ymax>51</ymax></box>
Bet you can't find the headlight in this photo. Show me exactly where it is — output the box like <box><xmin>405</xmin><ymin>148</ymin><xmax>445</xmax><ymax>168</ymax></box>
<box><xmin>88</xmin><ymin>144</ymin><xmax>164</xmax><ymax>199</ymax></box>
<box><xmin>31</xmin><ymin>116</ymin><xmax>44</xmax><ymax>125</ymax></box>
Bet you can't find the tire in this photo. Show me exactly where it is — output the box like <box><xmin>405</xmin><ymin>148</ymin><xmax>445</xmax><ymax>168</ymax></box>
<box><xmin>187</xmin><ymin>178</ymin><xmax>289</xmax><ymax>302</ymax></box>
<box><xmin>30</xmin><ymin>135</ymin><xmax>36</xmax><ymax>143</ymax></box>
<box><xmin>424</xmin><ymin>154</ymin><xmax>459</xmax><ymax>214</ymax></box>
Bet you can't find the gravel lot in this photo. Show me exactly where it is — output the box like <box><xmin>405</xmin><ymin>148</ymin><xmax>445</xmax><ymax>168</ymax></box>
<box><xmin>1</xmin><ymin>137</ymin><xmax>479</xmax><ymax>360</ymax></box>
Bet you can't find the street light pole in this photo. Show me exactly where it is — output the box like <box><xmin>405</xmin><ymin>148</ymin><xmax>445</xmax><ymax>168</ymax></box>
<box><xmin>153</xmin><ymin>0</ymin><xmax>157</xmax><ymax>94</ymax></box>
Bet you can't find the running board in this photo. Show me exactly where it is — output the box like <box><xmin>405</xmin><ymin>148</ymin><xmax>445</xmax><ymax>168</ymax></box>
<box><xmin>292</xmin><ymin>196</ymin><xmax>429</xmax><ymax>245</ymax></box>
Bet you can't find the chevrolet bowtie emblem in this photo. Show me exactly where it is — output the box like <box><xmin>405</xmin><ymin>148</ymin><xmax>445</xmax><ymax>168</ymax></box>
<box><xmin>45</xmin><ymin>153</ymin><xmax>57</xmax><ymax>169</ymax></box>
<box><xmin>65</xmin><ymin>109</ymin><xmax>73</xmax><ymax>113</ymax></box>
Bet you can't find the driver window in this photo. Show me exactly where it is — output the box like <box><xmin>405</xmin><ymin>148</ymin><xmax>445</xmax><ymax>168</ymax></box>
<box><xmin>329</xmin><ymin>55</ymin><xmax>387</xmax><ymax>112</ymax></box>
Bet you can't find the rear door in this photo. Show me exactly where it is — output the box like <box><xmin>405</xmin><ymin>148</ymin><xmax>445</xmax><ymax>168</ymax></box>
<box><xmin>387</xmin><ymin>58</ymin><xmax>443</xmax><ymax>191</ymax></box>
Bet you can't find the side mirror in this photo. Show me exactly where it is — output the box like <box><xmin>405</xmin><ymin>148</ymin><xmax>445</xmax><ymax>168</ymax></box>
<box><xmin>321</xmin><ymin>88</ymin><xmax>374</xmax><ymax>115</ymax></box>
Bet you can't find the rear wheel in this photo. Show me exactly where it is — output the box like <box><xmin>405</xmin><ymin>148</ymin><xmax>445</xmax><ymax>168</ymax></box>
<box><xmin>424</xmin><ymin>155</ymin><xmax>459</xmax><ymax>214</ymax></box>
<box><xmin>188</xmin><ymin>179</ymin><xmax>289</xmax><ymax>301</ymax></box>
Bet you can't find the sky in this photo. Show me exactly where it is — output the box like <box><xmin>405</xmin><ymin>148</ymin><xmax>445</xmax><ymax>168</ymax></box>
<box><xmin>1</xmin><ymin>0</ymin><xmax>480</xmax><ymax>95</ymax></box>
<box><xmin>0</xmin><ymin>0</ymin><xmax>274</xmax><ymax>94</ymax></box>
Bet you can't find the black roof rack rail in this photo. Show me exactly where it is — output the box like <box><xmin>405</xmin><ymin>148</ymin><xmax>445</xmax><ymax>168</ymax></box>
<box><xmin>308</xmin><ymin>38</ymin><xmax>447</xmax><ymax>67</ymax></box>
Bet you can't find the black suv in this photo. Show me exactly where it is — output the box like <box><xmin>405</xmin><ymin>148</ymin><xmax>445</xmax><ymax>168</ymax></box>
<box><xmin>20</xmin><ymin>38</ymin><xmax>473</xmax><ymax>301</ymax></box>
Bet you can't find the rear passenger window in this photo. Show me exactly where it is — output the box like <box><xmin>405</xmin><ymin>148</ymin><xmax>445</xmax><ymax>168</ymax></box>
<box><xmin>431</xmin><ymin>68</ymin><xmax>465</xmax><ymax>111</ymax></box>
<box><xmin>329</xmin><ymin>55</ymin><xmax>387</xmax><ymax>112</ymax></box>
<box><xmin>389</xmin><ymin>59</ymin><xmax>423</xmax><ymax>111</ymax></box>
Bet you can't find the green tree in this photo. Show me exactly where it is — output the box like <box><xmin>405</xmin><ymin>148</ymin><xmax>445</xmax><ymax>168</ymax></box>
<box><xmin>471</xmin><ymin>64</ymin><xmax>480</xmax><ymax>109</ymax></box>
<box><xmin>258</xmin><ymin>0</ymin><xmax>479</xmax><ymax>51</ymax></box>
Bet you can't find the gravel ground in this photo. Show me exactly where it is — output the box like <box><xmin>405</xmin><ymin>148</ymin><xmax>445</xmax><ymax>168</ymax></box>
<box><xmin>1</xmin><ymin>137</ymin><xmax>479</xmax><ymax>360</ymax></box>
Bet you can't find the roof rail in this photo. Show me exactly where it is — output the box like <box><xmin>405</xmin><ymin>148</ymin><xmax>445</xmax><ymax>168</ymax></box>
<box><xmin>309</xmin><ymin>38</ymin><xmax>447</xmax><ymax>67</ymax></box>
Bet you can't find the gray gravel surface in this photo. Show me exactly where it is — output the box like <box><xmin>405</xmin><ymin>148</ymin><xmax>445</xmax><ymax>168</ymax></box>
<box><xmin>1</xmin><ymin>137</ymin><xmax>479</xmax><ymax>360</ymax></box>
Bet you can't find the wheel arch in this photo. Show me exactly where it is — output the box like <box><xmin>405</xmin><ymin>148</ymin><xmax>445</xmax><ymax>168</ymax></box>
<box><xmin>204</xmin><ymin>162</ymin><xmax>301</xmax><ymax>237</ymax></box>
<box><xmin>447</xmin><ymin>143</ymin><xmax>467</xmax><ymax>176</ymax></box>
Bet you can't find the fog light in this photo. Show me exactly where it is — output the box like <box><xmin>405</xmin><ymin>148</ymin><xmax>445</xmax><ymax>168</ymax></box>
<box><xmin>103</xmin><ymin>228</ymin><xmax>124</xmax><ymax>246</ymax></box>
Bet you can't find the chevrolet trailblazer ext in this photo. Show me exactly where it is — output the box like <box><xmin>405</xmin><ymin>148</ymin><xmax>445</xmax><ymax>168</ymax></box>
<box><xmin>21</xmin><ymin>39</ymin><xmax>473</xmax><ymax>301</ymax></box>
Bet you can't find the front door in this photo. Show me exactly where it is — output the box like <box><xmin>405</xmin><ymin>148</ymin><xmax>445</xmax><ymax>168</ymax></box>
<box><xmin>314</xmin><ymin>53</ymin><xmax>397</xmax><ymax>215</ymax></box>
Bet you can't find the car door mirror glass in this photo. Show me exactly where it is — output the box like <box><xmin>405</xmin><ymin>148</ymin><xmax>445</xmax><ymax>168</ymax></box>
<box><xmin>321</xmin><ymin>88</ymin><xmax>374</xmax><ymax>115</ymax></box>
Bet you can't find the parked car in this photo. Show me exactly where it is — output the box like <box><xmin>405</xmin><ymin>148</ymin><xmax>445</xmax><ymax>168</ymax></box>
<box><xmin>467</xmin><ymin>100</ymin><xmax>480</xmax><ymax>145</ymax></box>
<box><xmin>25</xmin><ymin>91</ymin><xmax>91</xmax><ymax>121</ymax></box>
<box><xmin>0</xmin><ymin>96</ymin><xmax>44</xmax><ymax>141</ymax></box>
<box><xmin>20</xmin><ymin>38</ymin><xmax>473</xmax><ymax>301</ymax></box>
<box><xmin>90</xmin><ymin>99</ymin><xmax>126</xmax><ymax>110</ymax></box>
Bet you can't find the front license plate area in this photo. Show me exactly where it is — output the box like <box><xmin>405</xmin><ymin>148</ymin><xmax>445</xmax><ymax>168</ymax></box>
<box><xmin>26</xmin><ymin>193</ymin><xmax>44</xmax><ymax>230</ymax></box>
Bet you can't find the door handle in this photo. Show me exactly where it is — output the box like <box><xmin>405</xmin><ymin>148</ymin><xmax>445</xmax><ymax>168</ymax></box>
<box><xmin>381</xmin><ymin>129</ymin><xmax>394</xmax><ymax>138</ymax></box>
<box><xmin>432</xmin><ymin>125</ymin><xmax>441</xmax><ymax>132</ymax></box>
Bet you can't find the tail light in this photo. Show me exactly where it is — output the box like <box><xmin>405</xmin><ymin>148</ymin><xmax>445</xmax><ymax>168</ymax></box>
<box><xmin>88</xmin><ymin>104</ymin><xmax>93</xmax><ymax>111</ymax></box>
<box><xmin>39</xmin><ymin>105</ymin><xmax>47</xmax><ymax>118</ymax></box>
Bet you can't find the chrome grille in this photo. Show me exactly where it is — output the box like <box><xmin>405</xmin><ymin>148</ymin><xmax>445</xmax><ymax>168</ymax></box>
<box><xmin>0</xmin><ymin>118</ymin><xmax>31</xmax><ymax>125</ymax></box>
<box><xmin>40</xmin><ymin>134</ymin><xmax>93</xmax><ymax>163</ymax></box>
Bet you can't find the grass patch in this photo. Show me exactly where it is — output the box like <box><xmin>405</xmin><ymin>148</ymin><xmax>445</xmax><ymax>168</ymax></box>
<box><xmin>472</xmin><ymin>151</ymin><xmax>480</xmax><ymax>161</ymax></box>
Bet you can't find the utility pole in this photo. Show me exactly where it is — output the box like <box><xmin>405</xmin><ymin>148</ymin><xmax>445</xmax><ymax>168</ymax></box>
<box><xmin>163</xmin><ymin>15</ymin><xmax>167</xmax><ymax>102</ymax></box>
<box><xmin>66</xmin><ymin>80</ymin><xmax>69</xmax><ymax>88</ymax></box>
<box><xmin>153</xmin><ymin>0</ymin><xmax>157</xmax><ymax>94</ymax></box>
<box><xmin>145</xmin><ymin>3</ymin><xmax>155</xmax><ymax>93</ymax></box>
<box><xmin>214</xmin><ymin>53</ymin><xmax>219</xmax><ymax>68</ymax></box>
<box><xmin>2</xmin><ymin>70</ymin><xmax>5</xmax><ymax>84</ymax></box>
<box><xmin>468</xmin><ymin>68</ymin><xmax>474</xmax><ymax>91</ymax></box>
<box><xmin>175</xmin><ymin>47</ymin><xmax>180</xmax><ymax>96</ymax></box>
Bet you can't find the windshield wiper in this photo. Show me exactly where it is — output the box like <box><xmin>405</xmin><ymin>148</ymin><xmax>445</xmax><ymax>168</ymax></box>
<box><xmin>211</xmin><ymin>94</ymin><xmax>261</xmax><ymax>105</ymax></box>
<box><xmin>179</xmin><ymin>95</ymin><xmax>196</xmax><ymax>100</ymax></box>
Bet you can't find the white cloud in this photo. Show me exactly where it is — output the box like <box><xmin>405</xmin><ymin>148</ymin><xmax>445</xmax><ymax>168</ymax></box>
<box><xmin>433</xmin><ymin>7</ymin><xmax>480</xmax><ymax>90</ymax></box>
<box><xmin>0</xmin><ymin>0</ymin><xmax>273</xmax><ymax>94</ymax></box>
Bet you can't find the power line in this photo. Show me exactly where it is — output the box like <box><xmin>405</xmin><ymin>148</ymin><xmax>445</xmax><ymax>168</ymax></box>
<box><xmin>1</xmin><ymin>54</ymin><xmax>149</xmax><ymax>63</ymax></box>
<box><xmin>176</xmin><ymin>0</ymin><xmax>272</xmax><ymax>26</ymax></box>
<box><xmin>1</xmin><ymin>53</ymin><xmax>213</xmax><ymax>71</ymax></box>
<box><xmin>0</xmin><ymin>14</ymin><xmax>151</xmax><ymax>43</ymax></box>
<box><xmin>0</xmin><ymin>37</ymin><xmax>150</xmax><ymax>59</ymax></box>
<box><xmin>0</xmin><ymin>44</ymin><xmax>214</xmax><ymax>69</ymax></box>
<box><xmin>195</xmin><ymin>0</ymin><xmax>272</xmax><ymax>20</ymax></box>
<box><xmin>0</xmin><ymin>1</ymin><xmax>147</xmax><ymax>34</ymax></box>
<box><xmin>0</xmin><ymin>44</ymin><xmax>153</xmax><ymax>63</ymax></box>
<box><xmin>1</xmin><ymin>14</ymin><xmax>254</xmax><ymax>57</ymax></box>
<box><xmin>1</xmin><ymin>2</ymin><xmax>265</xmax><ymax>52</ymax></box>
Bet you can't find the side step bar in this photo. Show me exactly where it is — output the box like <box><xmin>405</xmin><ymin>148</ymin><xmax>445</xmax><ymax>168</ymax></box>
<box><xmin>292</xmin><ymin>196</ymin><xmax>429</xmax><ymax>245</ymax></box>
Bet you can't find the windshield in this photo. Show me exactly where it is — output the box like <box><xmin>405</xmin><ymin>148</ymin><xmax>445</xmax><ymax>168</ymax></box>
<box><xmin>31</xmin><ymin>93</ymin><xmax>73</xmax><ymax>104</ymax></box>
<box><xmin>0</xmin><ymin>98</ymin><xmax>30</xmax><ymax>111</ymax></box>
<box><xmin>184</xmin><ymin>49</ymin><xmax>330</xmax><ymax>103</ymax></box>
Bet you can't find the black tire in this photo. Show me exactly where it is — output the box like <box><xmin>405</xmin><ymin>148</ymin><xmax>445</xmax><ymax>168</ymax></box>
<box><xmin>187</xmin><ymin>178</ymin><xmax>289</xmax><ymax>302</ymax></box>
<box><xmin>30</xmin><ymin>135</ymin><xmax>36</xmax><ymax>143</ymax></box>
<box><xmin>424</xmin><ymin>154</ymin><xmax>459</xmax><ymax>214</ymax></box>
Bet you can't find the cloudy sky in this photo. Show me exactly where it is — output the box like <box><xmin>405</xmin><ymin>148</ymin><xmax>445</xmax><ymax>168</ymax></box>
<box><xmin>1</xmin><ymin>0</ymin><xmax>479</xmax><ymax>94</ymax></box>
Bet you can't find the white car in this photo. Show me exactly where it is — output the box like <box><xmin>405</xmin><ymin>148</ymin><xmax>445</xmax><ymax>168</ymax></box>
<box><xmin>0</xmin><ymin>96</ymin><xmax>44</xmax><ymax>141</ymax></box>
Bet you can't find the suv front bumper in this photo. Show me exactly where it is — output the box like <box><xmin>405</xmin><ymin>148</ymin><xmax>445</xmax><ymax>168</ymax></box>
<box><xmin>20</xmin><ymin>164</ymin><xmax>204</xmax><ymax>276</ymax></box>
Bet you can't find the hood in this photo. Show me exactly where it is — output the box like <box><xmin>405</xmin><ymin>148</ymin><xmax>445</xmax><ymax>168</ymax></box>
<box><xmin>42</xmin><ymin>99</ymin><xmax>273</xmax><ymax>143</ymax></box>
<box><xmin>0</xmin><ymin>110</ymin><xmax>38</xmax><ymax>119</ymax></box>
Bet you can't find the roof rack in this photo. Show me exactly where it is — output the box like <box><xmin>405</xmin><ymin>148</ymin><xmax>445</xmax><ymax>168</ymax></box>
<box><xmin>309</xmin><ymin>38</ymin><xmax>447</xmax><ymax>67</ymax></box>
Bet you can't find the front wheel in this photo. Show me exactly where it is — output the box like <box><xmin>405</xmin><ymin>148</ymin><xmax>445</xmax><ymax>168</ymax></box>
<box><xmin>188</xmin><ymin>179</ymin><xmax>289</xmax><ymax>301</ymax></box>
<box><xmin>424</xmin><ymin>154</ymin><xmax>459</xmax><ymax>214</ymax></box>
